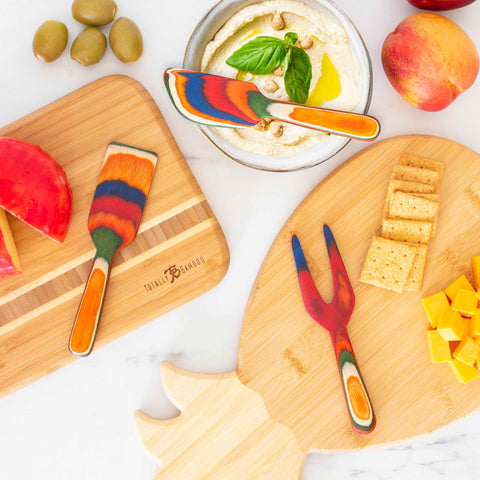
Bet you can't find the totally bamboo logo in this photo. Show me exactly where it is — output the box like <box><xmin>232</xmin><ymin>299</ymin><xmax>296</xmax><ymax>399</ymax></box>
<box><xmin>143</xmin><ymin>256</ymin><xmax>206</xmax><ymax>292</ymax></box>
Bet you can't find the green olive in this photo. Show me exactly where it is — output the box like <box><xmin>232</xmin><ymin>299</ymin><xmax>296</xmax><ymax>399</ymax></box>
<box><xmin>72</xmin><ymin>0</ymin><xmax>117</xmax><ymax>26</ymax></box>
<box><xmin>33</xmin><ymin>20</ymin><xmax>68</xmax><ymax>63</ymax></box>
<box><xmin>109</xmin><ymin>17</ymin><xmax>143</xmax><ymax>63</ymax></box>
<box><xmin>71</xmin><ymin>27</ymin><xmax>107</xmax><ymax>66</ymax></box>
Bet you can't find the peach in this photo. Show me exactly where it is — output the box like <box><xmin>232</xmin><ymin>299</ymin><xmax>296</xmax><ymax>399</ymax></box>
<box><xmin>382</xmin><ymin>13</ymin><xmax>479</xmax><ymax>111</ymax></box>
<box><xmin>407</xmin><ymin>0</ymin><xmax>476</xmax><ymax>10</ymax></box>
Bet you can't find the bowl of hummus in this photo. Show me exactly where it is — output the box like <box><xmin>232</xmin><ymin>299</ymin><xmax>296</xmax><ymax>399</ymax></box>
<box><xmin>184</xmin><ymin>0</ymin><xmax>372</xmax><ymax>171</ymax></box>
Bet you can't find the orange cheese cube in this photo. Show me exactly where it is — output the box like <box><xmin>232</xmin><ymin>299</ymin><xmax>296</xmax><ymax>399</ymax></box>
<box><xmin>472</xmin><ymin>309</ymin><xmax>480</xmax><ymax>336</ymax></box>
<box><xmin>448</xmin><ymin>359</ymin><xmax>479</xmax><ymax>384</ymax></box>
<box><xmin>437</xmin><ymin>310</ymin><xmax>467</xmax><ymax>341</ymax></box>
<box><xmin>473</xmin><ymin>256</ymin><xmax>480</xmax><ymax>289</ymax></box>
<box><xmin>427</xmin><ymin>330</ymin><xmax>451</xmax><ymax>363</ymax></box>
<box><xmin>445</xmin><ymin>275</ymin><xmax>474</xmax><ymax>301</ymax></box>
<box><xmin>453</xmin><ymin>337</ymin><xmax>479</xmax><ymax>366</ymax></box>
<box><xmin>422</xmin><ymin>292</ymin><xmax>450</xmax><ymax>328</ymax></box>
<box><xmin>466</xmin><ymin>318</ymin><xmax>478</xmax><ymax>340</ymax></box>
<box><xmin>451</xmin><ymin>288</ymin><xmax>478</xmax><ymax>317</ymax></box>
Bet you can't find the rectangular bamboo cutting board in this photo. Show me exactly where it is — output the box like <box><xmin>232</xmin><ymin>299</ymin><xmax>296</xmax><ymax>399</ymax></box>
<box><xmin>0</xmin><ymin>75</ymin><xmax>229</xmax><ymax>398</ymax></box>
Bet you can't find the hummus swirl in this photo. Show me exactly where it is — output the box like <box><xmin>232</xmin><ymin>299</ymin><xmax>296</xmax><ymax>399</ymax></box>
<box><xmin>201</xmin><ymin>0</ymin><xmax>361</xmax><ymax>156</ymax></box>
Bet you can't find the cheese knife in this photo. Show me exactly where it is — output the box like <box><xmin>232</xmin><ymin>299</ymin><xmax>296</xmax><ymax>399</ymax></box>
<box><xmin>69</xmin><ymin>142</ymin><xmax>158</xmax><ymax>356</ymax></box>
<box><xmin>164</xmin><ymin>68</ymin><xmax>380</xmax><ymax>141</ymax></box>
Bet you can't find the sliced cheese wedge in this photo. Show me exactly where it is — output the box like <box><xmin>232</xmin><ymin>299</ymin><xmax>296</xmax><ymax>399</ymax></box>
<box><xmin>0</xmin><ymin>209</ymin><xmax>21</xmax><ymax>277</ymax></box>
<box><xmin>0</xmin><ymin>137</ymin><xmax>72</xmax><ymax>243</ymax></box>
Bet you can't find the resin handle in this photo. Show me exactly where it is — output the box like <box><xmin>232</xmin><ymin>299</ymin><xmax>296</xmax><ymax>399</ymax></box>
<box><xmin>330</xmin><ymin>326</ymin><xmax>376</xmax><ymax>433</ymax></box>
<box><xmin>267</xmin><ymin>102</ymin><xmax>380</xmax><ymax>141</ymax></box>
<box><xmin>69</xmin><ymin>255</ymin><xmax>111</xmax><ymax>357</ymax></box>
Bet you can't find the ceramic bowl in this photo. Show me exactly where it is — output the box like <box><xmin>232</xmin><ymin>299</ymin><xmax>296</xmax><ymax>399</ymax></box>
<box><xmin>183</xmin><ymin>0</ymin><xmax>372</xmax><ymax>171</ymax></box>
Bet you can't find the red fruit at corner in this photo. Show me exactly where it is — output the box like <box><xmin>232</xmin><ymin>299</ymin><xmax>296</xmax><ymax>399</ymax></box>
<box><xmin>407</xmin><ymin>0</ymin><xmax>476</xmax><ymax>10</ymax></box>
<box><xmin>0</xmin><ymin>137</ymin><xmax>72</xmax><ymax>243</ymax></box>
<box><xmin>382</xmin><ymin>13</ymin><xmax>479</xmax><ymax>111</ymax></box>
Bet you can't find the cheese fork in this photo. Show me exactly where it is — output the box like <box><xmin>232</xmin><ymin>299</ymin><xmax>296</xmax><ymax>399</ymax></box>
<box><xmin>291</xmin><ymin>225</ymin><xmax>376</xmax><ymax>434</ymax></box>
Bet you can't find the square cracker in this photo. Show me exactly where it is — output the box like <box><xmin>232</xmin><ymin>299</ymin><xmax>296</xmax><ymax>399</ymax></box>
<box><xmin>388</xmin><ymin>179</ymin><xmax>436</xmax><ymax>197</ymax></box>
<box><xmin>360</xmin><ymin>236</ymin><xmax>417</xmax><ymax>293</ymax></box>
<box><xmin>404</xmin><ymin>244</ymin><xmax>428</xmax><ymax>292</ymax></box>
<box><xmin>392</xmin><ymin>165</ymin><xmax>440</xmax><ymax>189</ymax></box>
<box><xmin>382</xmin><ymin>218</ymin><xmax>433</xmax><ymax>244</ymax></box>
<box><xmin>383</xmin><ymin>180</ymin><xmax>436</xmax><ymax>218</ymax></box>
<box><xmin>389</xmin><ymin>191</ymin><xmax>439</xmax><ymax>221</ymax></box>
<box><xmin>386</xmin><ymin>193</ymin><xmax>439</xmax><ymax>237</ymax></box>
<box><xmin>414</xmin><ymin>194</ymin><xmax>439</xmax><ymax>236</ymax></box>
<box><xmin>399</xmin><ymin>154</ymin><xmax>444</xmax><ymax>178</ymax></box>
<box><xmin>414</xmin><ymin>193</ymin><xmax>439</xmax><ymax>202</ymax></box>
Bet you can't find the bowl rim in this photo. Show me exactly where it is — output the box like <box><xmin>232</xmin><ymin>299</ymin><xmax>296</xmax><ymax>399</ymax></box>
<box><xmin>182</xmin><ymin>0</ymin><xmax>373</xmax><ymax>172</ymax></box>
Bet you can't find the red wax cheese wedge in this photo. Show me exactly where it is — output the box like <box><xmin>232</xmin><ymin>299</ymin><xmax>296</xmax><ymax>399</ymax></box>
<box><xmin>0</xmin><ymin>137</ymin><xmax>72</xmax><ymax>242</ymax></box>
<box><xmin>0</xmin><ymin>209</ymin><xmax>21</xmax><ymax>277</ymax></box>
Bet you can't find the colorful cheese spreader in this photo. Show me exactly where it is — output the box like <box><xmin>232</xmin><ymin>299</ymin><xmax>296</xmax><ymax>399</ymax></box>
<box><xmin>164</xmin><ymin>68</ymin><xmax>380</xmax><ymax>141</ymax></box>
<box><xmin>69</xmin><ymin>142</ymin><xmax>158</xmax><ymax>356</ymax></box>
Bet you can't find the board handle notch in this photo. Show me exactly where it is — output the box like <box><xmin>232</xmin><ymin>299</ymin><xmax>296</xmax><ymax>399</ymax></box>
<box><xmin>134</xmin><ymin>362</ymin><xmax>307</xmax><ymax>479</ymax></box>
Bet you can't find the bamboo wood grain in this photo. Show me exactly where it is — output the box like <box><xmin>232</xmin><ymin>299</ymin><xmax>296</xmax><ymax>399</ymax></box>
<box><xmin>134</xmin><ymin>136</ymin><xmax>480</xmax><ymax>480</ymax></box>
<box><xmin>238</xmin><ymin>135</ymin><xmax>480</xmax><ymax>452</ymax></box>
<box><xmin>0</xmin><ymin>76</ymin><xmax>229</xmax><ymax>397</ymax></box>
<box><xmin>134</xmin><ymin>362</ymin><xmax>306</xmax><ymax>479</ymax></box>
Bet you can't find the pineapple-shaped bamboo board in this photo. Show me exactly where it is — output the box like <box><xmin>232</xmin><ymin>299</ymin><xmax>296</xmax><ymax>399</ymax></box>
<box><xmin>136</xmin><ymin>135</ymin><xmax>480</xmax><ymax>478</ymax></box>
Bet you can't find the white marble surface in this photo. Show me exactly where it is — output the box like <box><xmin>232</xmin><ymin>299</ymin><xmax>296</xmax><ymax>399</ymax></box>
<box><xmin>1</xmin><ymin>0</ymin><xmax>480</xmax><ymax>478</ymax></box>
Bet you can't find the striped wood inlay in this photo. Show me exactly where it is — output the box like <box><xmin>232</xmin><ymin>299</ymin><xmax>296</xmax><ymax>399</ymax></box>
<box><xmin>0</xmin><ymin>201</ymin><xmax>213</xmax><ymax>326</ymax></box>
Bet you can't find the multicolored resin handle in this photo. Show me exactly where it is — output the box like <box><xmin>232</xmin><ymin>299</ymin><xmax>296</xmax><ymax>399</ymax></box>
<box><xmin>330</xmin><ymin>326</ymin><xmax>375</xmax><ymax>433</ymax></box>
<box><xmin>292</xmin><ymin>227</ymin><xmax>375</xmax><ymax>433</ymax></box>
<box><xmin>70</xmin><ymin>255</ymin><xmax>111</xmax><ymax>356</ymax></box>
<box><xmin>69</xmin><ymin>143</ymin><xmax>158</xmax><ymax>356</ymax></box>
<box><xmin>164</xmin><ymin>68</ymin><xmax>380</xmax><ymax>141</ymax></box>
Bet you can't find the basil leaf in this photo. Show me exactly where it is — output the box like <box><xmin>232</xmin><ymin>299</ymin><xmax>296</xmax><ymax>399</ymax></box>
<box><xmin>284</xmin><ymin>46</ymin><xmax>312</xmax><ymax>104</ymax></box>
<box><xmin>226</xmin><ymin>36</ymin><xmax>287</xmax><ymax>74</ymax></box>
<box><xmin>284</xmin><ymin>32</ymin><xmax>298</xmax><ymax>46</ymax></box>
